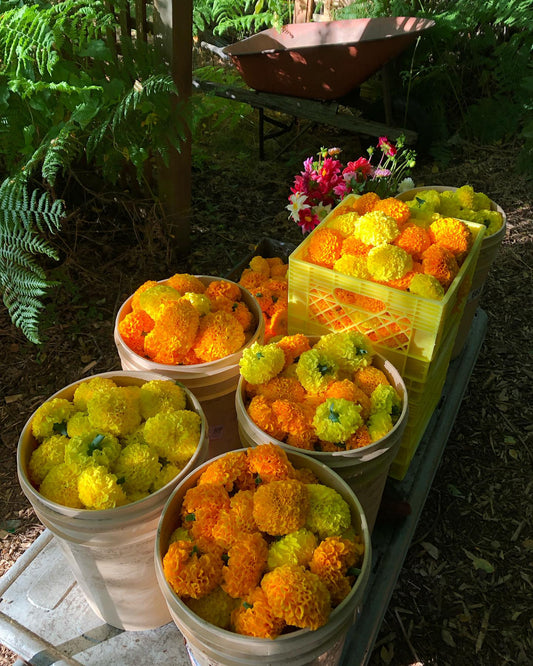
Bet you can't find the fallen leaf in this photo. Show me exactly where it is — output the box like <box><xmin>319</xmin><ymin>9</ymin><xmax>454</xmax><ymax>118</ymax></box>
<box><xmin>422</xmin><ymin>541</ymin><xmax>440</xmax><ymax>560</ymax></box>
<box><xmin>464</xmin><ymin>550</ymin><xmax>495</xmax><ymax>573</ymax></box>
<box><xmin>441</xmin><ymin>628</ymin><xmax>456</xmax><ymax>647</ymax></box>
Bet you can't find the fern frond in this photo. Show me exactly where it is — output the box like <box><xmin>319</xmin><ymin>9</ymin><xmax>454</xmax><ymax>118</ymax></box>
<box><xmin>41</xmin><ymin>122</ymin><xmax>84</xmax><ymax>185</ymax></box>
<box><xmin>0</xmin><ymin>179</ymin><xmax>64</xmax><ymax>233</ymax></box>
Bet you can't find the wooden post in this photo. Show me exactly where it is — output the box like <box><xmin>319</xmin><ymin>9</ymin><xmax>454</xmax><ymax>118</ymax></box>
<box><xmin>294</xmin><ymin>0</ymin><xmax>315</xmax><ymax>23</ymax></box>
<box><xmin>153</xmin><ymin>0</ymin><xmax>192</xmax><ymax>260</ymax></box>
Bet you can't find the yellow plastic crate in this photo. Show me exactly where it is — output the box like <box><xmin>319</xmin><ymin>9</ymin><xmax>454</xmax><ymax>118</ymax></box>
<box><xmin>287</xmin><ymin>205</ymin><xmax>485</xmax><ymax>383</ymax></box>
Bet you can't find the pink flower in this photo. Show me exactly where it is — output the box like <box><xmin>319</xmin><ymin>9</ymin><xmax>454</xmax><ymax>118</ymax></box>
<box><xmin>378</xmin><ymin>137</ymin><xmax>397</xmax><ymax>157</ymax></box>
<box><xmin>343</xmin><ymin>157</ymin><xmax>373</xmax><ymax>181</ymax></box>
<box><xmin>297</xmin><ymin>208</ymin><xmax>321</xmax><ymax>234</ymax></box>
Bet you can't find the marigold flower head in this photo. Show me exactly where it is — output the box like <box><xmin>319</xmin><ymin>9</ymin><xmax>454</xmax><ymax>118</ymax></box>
<box><xmin>194</xmin><ymin>310</ymin><xmax>245</xmax><ymax>363</ymax></box>
<box><xmin>86</xmin><ymin>386</ymin><xmax>142</xmax><ymax>437</ymax></box>
<box><xmin>163</xmin><ymin>539</ymin><xmax>224</xmax><ymax>599</ymax></box>
<box><xmin>393</xmin><ymin>223</ymin><xmax>431</xmax><ymax>261</ymax></box>
<box><xmin>313</xmin><ymin>398</ymin><xmax>363</xmax><ymax>443</ymax></box>
<box><xmin>246</xmin><ymin>395</ymin><xmax>285</xmax><ymax>441</ymax></box>
<box><xmin>327</xmin><ymin>211</ymin><xmax>360</xmax><ymax>235</ymax></box>
<box><xmin>239</xmin><ymin>341</ymin><xmax>285</xmax><ymax>384</ymax></box>
<box><xmin>150</xmin><ymin>462</ymin><xmax>183</xmax><ymax>492</ymax></box>
<box><xmin>139</xmin><ymin>380</ymin><xmax>187</xmax><ymax>419</ymax></box>
<box><xmin>165</xmin><ymin>273</ymin><xmax>206</xmax><ymax>295</ymax></box>
<box><xmin>255</xmin><ymin>377</ymin><xmax>306</xmax><ymax>403</ymax></box>
<box><xmin>143</xmin><ymin>409</ymin><xmax>201</xmax><ymax>466</ymax></box>
<box><xmin>354</xmin><ymin>210</ymin><xmax>399</xmax><ymax>246</ymax></box>
<box><xmin>232</xmin><ymin>587</ymin><xmax>286</xmax><ymax>639</ymax></box>
<box><xmin>309</xmin><ymin>535</ymin><xmax>359</xmax><ymax>580</ymax></box>
<box><xmin>230</xmin><ymin>489</ymin><xmax>258</xmax><ymax>532</ymax></box>
<box><xmin>246</xmin><ymin>443</ymin><xmax>297</xmax><ymax>483</ymax></box>
<box><xmin>239</xmin><ymin>269</ymin><xmax>268</xmax><ymax>292</ymax></box>
<box><xmin>112</xmin><ymin>441</ymin><xmax>161</xmax><ymax>494</ymax></box>
<box><xmin>72</xmin><ymin>377</ymin><xmax>118</xmax><ymax>412</ymax></box>
<box><xmin>250</xmin><ymin>286</ymin><xmax>274</xmax><ymax>314</ymax></box>
<box><xmin>370</xmin><ymin>384</ymin><xmax>402</xmax><ymax>420</ymax></box>
<box><xmin>78</xmin><ymin>464</ymin><xmax>127</xmax><ymax>510</ymax></box>
<box><xmin>296</xmin><ymin>349</ymin><xmax>339</xmax><ymax>394</ymax></box>
<box><xmin>333</xmin><ymin>254</ymin><xmax>371</xmax><ymax>279</ymax></box>
<box><xmin>222</xmin><ymin>531</ymin><xmax>269</xmax><ymax>598</ymax></box>
<box><xmin>372</xmin><ymin>197</ymin><xmax>411</xmax><ymax>225</ymax></box>
<box><xmin>198</xmin><ymin>451</ymin><xmax>253</xmax><ymax>493</ymax></box>
<box><xmin>138</xmin><ymin>284</ymin><xmax>182</xmax><ymax>319</ymax></box>
<box><xmin>429</xmin><ymin>217</ymin><xmax>473</xmax><ymax>261</ymax></box>
<box><xmin>144</xmin><ymin>299</ymin><xmax>200</xmax><ymax>364</ymax></box>
<box><xmin>454</xmin><ymin>184</ymin><xmax>475</xmax><ymax>209</ymax></box>
<box><xmin>181</xmin><ymin>483</ymin><xmax>231</xmax><ymax>541</ymax></box>
<box><xmin>28</xmin><ymin>434</ymin><xmax>69</xmax><ymax>486</ymax></box>
<box><xmin>422</xmin><ymin>244</ymin><xmax>459</xmax><ymax>288</ymax></box>
<box><xmin>131</xmin><ymin>280</ymin><xmax>158</xmax><ymax>311</ymax></box>
<box><xmin>186</xmin><ymin>585</ymin><xmax>238</xmax><ymax>630</ymax></box>
<box><xmin>264</xmin><ymin>304</ymin><xmax>288</xmax><ymax>342</ymax></box>
<box><xmin>307</xmin><ymin>228</ymin><xmax>344</xmax><ymax>268</ymax></box>
<box><xmin>275</xmin><ymin>333</ymin><xmax>312</xmax><ymax>367</ymax></box>
<box><xmin>39</xmin><ymin>463</ymin><xmax>84</xmax><ymax>508</ymax></box>
<box><xmin>345</xmin><ymin>425</ymin><xmax>373</xmax><ymax>449</ymax></box>
<box><xmin>305</xmin><ymin>484</ymin><xmax>352</xmax><ymax>539</ymax></box>
<box><xmin>367</xmin><ymin>410</ymin><xmax>394</xmax><ymax>442</ymax></box>
<box><xmin>180</xmin><ymin>292</ymin><xmax>211</xmax><ymax>316</ymax></box>
<box><xmin>354</xmin><ymin>365</ymin><xmax>390</xmax><ymax>396</ymax></box>
<box><xmin>314</xmin><ymin>331</ymin><xmax>374</xmax><ymax>373</ymax></box>
<box><xmin>267</xmin><ymin>528</ymin><xmax>317</xmax><ymax>571</ymax></box>
<box><xmin>31</xmin><ymin>398</ymin><xmax>76</xmax><ymax>441</ymax></box>
<box><xmin>230</xmin><ymin>300</ymin><xmax>254</xmax><ymax>332</ymax></box>
<box><xmin>205</xmin><ymin>279</ymin><xmax>242</xmax><ymax>303</ymax></box>
<box><xmin>261</xmin><ymin>564</ymin><xmax>331</xmax><ymax>630</ymax></box>
<box><xmin>367</xmin><ymin>244</ymin><xmax>413</xmax><ymax>282</ymax></box>
<box><xmin>351</xmin><ymin>192</ymin><xmax>380</xmax><ymax>214</ymax></box>
<box><xmin>324</xmin><ymin>381</ymin><xmax>371</xmax><ymax>421</ymax></box>
<box><xmin>253</xmin><ymin>479</ymin><xmax>309</xmax><ymax>536</ymax></box>
<box><xmin>65</xmin><ymin>411</ymin><xmax>93</xmax><ymax>438</ymax></box>
<box><xmin>341</xmin><ymin>235</ymin><xmax>372</xmax><ymax>257</ymax></box>
<box><xmin>118</xmin><ymin>310</ymin><xmax>155</xmax><ymax>356</ymax></box>
<box><xmin>64</xmin><ymin>432</ymin><xmax>121</xmax><ymax>469</ymax></box>
<box><xmin>408</xmin><ymin>273</ymin><xmax>445</xmax><ymax>300</ymax></box>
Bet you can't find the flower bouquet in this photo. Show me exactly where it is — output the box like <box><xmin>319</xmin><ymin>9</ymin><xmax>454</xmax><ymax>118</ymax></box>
<box><xmin>287</xmin><ymin>135</ymin><xmax>417</xmax><ymax>234</ymax></box>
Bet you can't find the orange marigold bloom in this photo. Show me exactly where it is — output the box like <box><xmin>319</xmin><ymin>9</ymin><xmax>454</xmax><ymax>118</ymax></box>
<box><xmin>131</xmin><ymin>280</ymin><xmax>158</xmax><ymax>311</ymax></box>
<box><xmin>345</xmin><ymin>425</ymin><xmax>373</xmax><ymax>450</ymax></box>
<box><xmin>198</xmin><ymin>451</ymin><xmax>253</xmax><ymax>493</ymax></box>
<box><xmin>422</xmin><ymin>244</ymin><xmax>460</xmax><ymax>288</ymax></box>
<box><xmin>323</xmin><ymin>380</ymin><xmax>371</xmax><ymax>421</ymax></box>
<box><xmin>265</xmin><ymin>303</ymin><xmax>288</xmax><ymax>342</ymax></box>
<box><xmin>272</xmin><ymin>400</ymin><xmax>315</xmax><ymax>443</ymax></box>
<box><xmin>207</xmin><ymin>294</ymin><xmax>234</xmax><ymax>313</ymax></box>
<box><xmin>307</xmin><ymin>228</ymin><xmax>344</xmax><ymax>268</ymax></box>
<box><xmin>309</xmin><ymin>536</ymin><xmax>361</xmax><ymax>605</ymax></box>
<box><xmin>165</xmin><ymin>273</ymin><xmax>206</xmax><ymax>295</ymax></box>
<box><xmin>255</xmin><ymin>377</ymin><xmax>306</xmax><ymax>403</ymax></box>
<box><xmin>261</xmin><ymin>564</ymin><xmax>331</xmax><ymax>630</ymax></box>
<box><xmin>429</xmin><ymin>217</ymin><xmax>473</xmax><ymax>261</ymax></box>
<box><xmin>262</xmin><ymin>277</ymin><xmax>288</xmax><ymax>299</ymax></box>
<box><xmin>394</xmin><ymin>224</ymin><xmax>432</xmax><ymax>261</ymax></box>
<box><xmin>144</xmin><ymin>299</ymin><xmax>200</xmax><ymax>364</ymax></box>
<box><xmin>194</xmin><ymin>310</ymin><xmax>245</xmax><ymax>362</ymax></box>
<box><xmin>231</xmin><ymin>300</ymin><xmax>254</xmax><ymax>332</ymax></box>
<box><xmin>251</xmin><ymin>286</ymin><xmax>274</xmax><ymax>314</ymax></box>
<box><xmin>246</xmin><ymin>443</ymin><xmax>297</xmax><ymax>483</ymax></box>
<box><xmin>222</xmin><ymin>532</ymin><xmax>269</xmax><ymax>598</ymax></box>
<box><xmin>275</xmin><ymin>333</ymin><xmax>312</xmax><ymax>367</ymax></box>
<box><xmin>230</xmin><ymin>489</ymin><xmax>258</xmax><ymax>532</ymax></box>
<box><xmin>341</xmin><ymin>235</ymin><xmax>372</xmax><ymax>257</ymax></box>
<box><xmin>163</xmin><ymin>540</ymin><xmax>223</xmax><ymax>599</ymax></box>
<box><xmin>246</xmin><ymin>395</ymin><xmax>286</xmax><ymax>442</ymax></box>
<box><xmin>210</xmin><ymin>510</ymin><xmax>240</xmax><ymax>549</ymax></box>
<box><xmin>269</xmin><ymin>263</ymin><xmax>288</xmax><ymax>278</ymax></box>
<box><xmin>294</xmin><ymin>466</ymin><xmax>320</xmax><ymax>485</ymax></box>
<box><xmin>252</xmin><ymin>479</ymin><xmax>309</xmax><ymax>536</ymax></box>
<box><xmin>205</xmin><ymin>279</ymin><xmax>242</xmax><ymax>302</ymax></box>
<box><xmin>232</xmin><ymin>587</ymin><xmax>286</xmax><ymax>639</ymax></box>
<box><xmin>373</xmin><ymin>197</ymin><xmax>411</xmax><ymax>225</ymax></box>
<box><xmin>384</xmin><ymin>261</ymin><xmax>424</xmax><ymax>291</ymax></box>
<box><xmin>181</xmin><ymin>483</ymin><xmax>231</xmax><ymax>541</ymax></box>
<box><xmin>351</xmin><ymin>192</ymin><xmax>380</xmax><ymax>215</ymax></box>
<box><xmin>354</xmin><ymin>366</ymin><xmax>390</xmax><ymax>396</ymax></box>
<box><xmin>239</xmin><ymin>269</ymin><xmax>268</xmax><ymax>292</ymax></box>
<box><xmin>333</xmin><ymin>289</ymin><xmax>386</xmax><ymax>313</ymax></box>
<box><xmin>249</xmin><ymin>256</ymin><xmax>271</xmax><ymax>277</ymax></box>
<box><xmin>118</xmin><ymin>310</ymin><xmax>154</xmax><ymax>356</ymax></box>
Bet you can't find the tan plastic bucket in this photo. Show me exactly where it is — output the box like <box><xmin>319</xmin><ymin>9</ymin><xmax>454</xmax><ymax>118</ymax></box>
<box><xmin>114</xmin><ymin>276</ymin><xmax>265</xmax><ymax>458</ymax></box>
<box><xmin>154</xmin><ymin>449</ymin><xmax>372</xmax><ymax>666</ymax></box>
<box><xmin>17</xmin><ymin>371</ymin><xmax>209</xmax><ymax>631</ymax></box>
<box><xmin>236</xmin><ymin>354</ymin><xmax>408</xmax><ymax>533</ymax></box>
<box><xmin>396</xmin><ymin>186</ymin><xmax>506</xmax><ymax>358</ymax></box>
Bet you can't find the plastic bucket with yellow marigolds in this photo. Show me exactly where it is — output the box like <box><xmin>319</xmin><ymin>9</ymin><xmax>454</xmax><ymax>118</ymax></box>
<box><xmin>235</xmin><ymin>336</ymin><xmax>408</xmax><ymax>533</ymax></box>
<box><xmin>114</xmin><ymin>275</ymin><xmax>265</xmax><ymax>459</ymax></box>
<box><xmin>155</xmin><ymin>445</ymin><xmax>371</xmax><ymax>666</ymax></box>
<box><xmin>395</xmin><ymin>185</ymin><xmax>506</xmax><ymax>358</ymax></box>
<box><xmin>17</xmin><ymin>371</ymin><xmax>209</xmax><ymax>631</ymax></box>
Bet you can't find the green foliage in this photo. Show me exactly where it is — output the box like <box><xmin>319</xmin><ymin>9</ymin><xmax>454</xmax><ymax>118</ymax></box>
<box><xmin>192</xmin><ymin>0</ymin><xmax>290</xmax><ymax>38</ymax></box>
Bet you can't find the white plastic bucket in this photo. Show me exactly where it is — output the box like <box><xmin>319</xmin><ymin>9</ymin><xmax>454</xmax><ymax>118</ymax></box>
<box><xmin>236</xmin><ymin>354</ymin><xmax>408</xmax><ymax>533</ymax></box>
<box><xmin>396</xmin><ymin>186</ymin><xmax>507</xmax><ymax>358</ymax></box>
<box><xmin>114</xmin><ymin>276</ymin><xmax>265</xmax><ymax>458</ymax></box>
<box><xmin>17</xmin><ymin>371</ymin><xmax>209</xmax><ymax>631</ymax></box>
<box><xmin>155</xmin><ymin>449</ymin><xmax>372</xmax><ymax>666</ymax></box>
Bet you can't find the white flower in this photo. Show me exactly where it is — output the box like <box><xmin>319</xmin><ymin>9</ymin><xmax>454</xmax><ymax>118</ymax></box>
<box><xmin>312</xmin><ymin>203</ymin><xmax>332</xmax><ymax>222</ymax></box>
<box><xmin>398</xmin><ymin>177</ymin><xmax>415</xmax><ymax>193</ymax></box>
<box><xmin>286</xmin><ymin>192</ymin><xmax>310</xmax><ymax>222</ymax></box>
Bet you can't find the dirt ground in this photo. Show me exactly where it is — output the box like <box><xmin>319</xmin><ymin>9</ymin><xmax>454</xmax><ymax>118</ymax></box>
<box><xmin>0</xmin><ymin>116</ymin><xmax>532</xmax><ymax>666</ymax></box>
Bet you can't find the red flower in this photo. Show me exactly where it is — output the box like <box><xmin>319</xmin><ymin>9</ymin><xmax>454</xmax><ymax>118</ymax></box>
<box><xmin>343</xmin><ymin>157</ymin><xmax>372</xmax><ymax>182</ymax></box>
<box><xmin>378</xmin><ymin>137</ymin><xmax>397</xmax><ymax>157</ymax></box>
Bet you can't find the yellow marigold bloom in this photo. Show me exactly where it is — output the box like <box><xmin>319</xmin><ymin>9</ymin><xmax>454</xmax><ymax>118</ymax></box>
<box><xmin>78</xmin><ymin>464</ymin><xmax>127</xmax><ymax>510</ymax></box>
<box><xmin>73</xmin><ymin>377</ymin><xmax>118</xmax><ymax>412</ymax></box>
<box><xmin>314</xmin><ymin>331</ymin><xmax>374</xmax><ymax>374</ymax></box>
<box><xmin>351</xmin><ymin>191</ymin><xmax>380</xmax><ymax>214</ymax></box>
<box><xmin>230</xmin><ymin>489</ymin><xmax>258</xmax><ymax>532</ymax></box>
<box><xmin>180</xmin><ymin>292</ymin><xmax>211</xmax><ymax>316</ymax></box>
<box><xmin>120</xmin><ymin>424</ymin><xmax>147</xmax><ymax>448</ymax></box>
<box><xmin>371</xmin><ymin>385</ymin><xmax>402</xmax><ymax>421</ymax></box>
<box><xmin>198</xmin><ymin>450</ymin><xmax>253</xmax><ymax>493</ymax></box>
<box><xmin>118</xmin><ymin>310</ymin><xmax>155</xmax><ymax>356</ymax></box>
<box><xmin>422</xmin><ymin>244</ymin><xmax>459</xmax><ymax>288</ymax></box>
<box><xmin>307</xmin><ymin>228</ymin><xmax>344</xmax><ymax>268</ymax></box>
<box><xmin>249</xmin><ymin>255</ymin><xmax>271</xmax><ymax>277</ymax></box>
<box><xmin>296</xmin><ymin>349</ymin><xmax>339</xmax><ymax>394</ymax></box>
<box><xmin>165</xmin><ymin>273</ymin><xmax>206</xmax><ymax>295</ymax></box>
<box><xmin>255</xmin><ymin>376</ymin><xmax>306</xmax><ymax>403</ymax></box>
<box><xmin>313</xmin><ymin>398</ymin><xmax>363</xmax><ymax>443</ymax></box>
<box><xmin>394</xmin><ymin>223</ymin><xmax>431</xmax><ymax>261</ymax></box>
<box><xmin>143</xmin><ymin>409</ymin><xmax>201</xmax><ymax>466</ymax></box>
<box><xmin>131</xmin><ymin>280</ymin><xmax>158</xmax><ymax>311</ymax></box>
<box><xmin>341</xmin><ymin>235</ymin><xmax>372</xmax><ymax>257</ymax></box>
<box><xmin>181</xmin><ymin>483</ymin><xmax>231</xmax><ymax>541</ymax></box>
<box><xmin>28</xmin><ymin>434</ymin><xmax>69</xmax><ymax>486</ymax></box>
<box><xmin>367</xmin><ymin>411</ymin><xmax>393</xmax><ymax>442</ymax></box>
<box><xmin>205</xmin><ymin>279</ymin><xmax>242</xmax><ymax>303</ymax></box>
<box><xmin>472</xmin><ymin>191</ymin><xmax>492</xmax><ymax>210</ymax></box>
<box><xmin>454</xmin><ymin>184</ymin><xmax>475</xmax><ymax>209</ymax></box>
<box><xmin>186</xmin><ymin>586</ymin><xmax>238</xmax><ymax>630</ymax></box>
<box><xmin>246</xmin><ymin>443</ymin><xmax>297</xmax><ymax>483</ymax></box>
<box><xmin>139</xmin><ymin>380</ymin><xmax>187</xmax><ymax>419</ymax></box>
<box><xmin>354</xmin><ymin>365</ymin><xmax>390</xmax><ymax>396</ymax></box>
<box><xmin>333</xmin><ymin>254</ymin><xmax>371</xmax><ymax>279</ymax></box>
<box><xmin>163</xmin><ymin>540</ymin><xmax>223</xmax><ymax>599</ymax></box>
<box><xmin>367</xmin><ymin>244</ymin><xmax>413</xmax><ymax>282</ymax></box>
<box><xmin>144</xmin><ymin>299</ymin><xmax>200</xmax><ymax>364</ymax></box>
<box><xmin>240</xmin><ymin>341</ymin><xmax>285</xmax><ymax>384</ymax></box>
<box><xmin>261</xmin><ymin>564</ymin><xmax>331</xmax><ymax>630</ymax></box>
<box><xmin>345</xmin><ymin>425</ymin><xmax>373</xmax><ymax>449</ymax></box>
<box><xmin>112</xmin><ymin>441</ymin><xmax>160</xmax><ymax>494</ymax></box>
<box><xmin>246</xmin><ymin>394</ymin><xmax>286</xmax><ymax>441</ymax></box>
<box><xmin>267</xmin><ymin>528</ymin><xmax>317</xmax><ymax>570</ymax></box>
<box><xmin>222</xmin><ymin>531</ymin><xmax>269</xmax><ymax>598</ymax></box>
<box><xmin>323</xmin><ymin>381</ymin><xmax>371</xmax><ymax>422</ymax></box>
<box><xmin>150</xmin><ymin>462</ymin><xmax>182</xmax><ymax>492</ymax></box>
<box><xmin>31</xmin><ymin>398</ymin><xmax>76</xmax><ymax>441</ymax></box>
<box><xmin>138</xmin><ymin>284</ymin><xmax>182</xmax><ymax>319</ymax></box>
<box><xmin>373</xmin><ymin>197</ymin><xmax>411</xmax><ymax>225</ymax></box>
<box><xmin>39</xmin><ymin>463</ymin><xmax>83</xmax><ymax>508</ymax></box>
<box><xmin>429</xmin><ymin>217</ymin><xmax>473</xmax><ymax>261</ymax></box>
<box><xmin>65</xmin><ymin>411</ymin><xmax>92</xmax><ymax>438</ymax></box>
<box><xmin>64</xmin><ymin>432</ymin><xmax>121</xmax><ymax>468</ymax></box>
<box><xmin>354</xmin><ymin>210</ymin><xmax>399</xmax><ymax>246</ymax></box>
<box><xmin>275</xmin><ymin>333</ymin><xmax>311</xmax><ymax>368</ymax></box>
<box><xmin>232</xmin><ymin>587</ymin><xmax>286</xmax><ymax>639</ymax></box>
<box><xmin>87</xmin><ymin>386</ymin><xmax>142</xmax><ymax>437</ymax></box>
<box><xmin>327</xmin><ymin>211</ymin><xmax>360</xmax><ymax>235</ymax></box>
<box><xmin>194</xmin><ymin>310</ymin><xmax>245</xmax><ymax>363</ymax></box>
<box><xmin>253</xmin><ymin>479</ymin><xmax>309</xmax><ymax>536</ymax></box>
<box><xmin>409</xmin><ymin>273</ymin><xmax>445</xmax><ymax>300</ymax></box>
<box><xmin>239</xmin><ymin>269</ymin><xmax>267</xmax><ymax>292</ymax></box>
<box><xmin>305</xmin><ymin>484</ymin><xmax>351</xmax><ymax>539</ymax></box>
